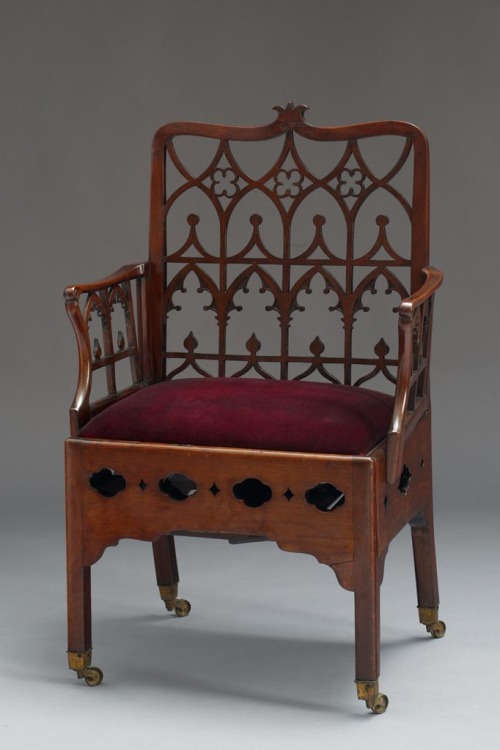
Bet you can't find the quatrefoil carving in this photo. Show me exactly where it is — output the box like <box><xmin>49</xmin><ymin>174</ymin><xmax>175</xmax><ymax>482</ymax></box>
<box><xmin>210</xmin><ymin>168</ymin><xmax>239</xmax><ymax>197</ymax></box>
<box><xmin>274</xmin><ymin>168</ymin><xmax>304</xmax><ymax>198</ymax></box>
<box><xmin>337</xmin><ymin>168</ymin><xmax>366</xmax><ymax>197</ymax></box>
<box><xmin>90</xmin><ymin>468</ymin><xmax>126</xmax><ymax>498</ymax></box>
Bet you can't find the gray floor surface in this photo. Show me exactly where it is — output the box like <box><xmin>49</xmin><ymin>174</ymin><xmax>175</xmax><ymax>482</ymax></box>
<box><xmin>1</xmin><ymin>505</ymin><xmax>497</xmax><ymax>749</ymax></box>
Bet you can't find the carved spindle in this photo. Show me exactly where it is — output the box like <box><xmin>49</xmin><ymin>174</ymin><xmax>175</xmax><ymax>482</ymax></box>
<box><xmin>93</xmin><ymin>338</ymin><xmax>102</xmax><ymax>360</ymax></box>
<box><xmin>117</xmin><ymin>331</ymin><xmax>125</xmax><ymax>351</ymax></box>
<box><xmin>184</xmin><ymin>331</ymin><xmax>198</xmax><ymax>353</ymax></box>
<box><xmin>374</xmin><ymin>338</ymin><xmax>390</xmax><ymax>361</ymax></box>
<box><xmin>412</xmin><ymin>319</ymin><xmax>421</xmax><ymax>371</ymax></box>
<box><xmin>246</xmin><ymin>333</ymin><xmax>262</xmax><ymax>356</ymax></box>
<box><xmin>309</xmin><ymin>336</ymin><xmax>325</xmax><ymax>359</ymax></box>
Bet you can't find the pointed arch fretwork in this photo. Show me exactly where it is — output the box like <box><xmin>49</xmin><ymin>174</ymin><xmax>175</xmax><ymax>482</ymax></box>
<box><xmin>353</xmin><ymin>338</ymin><xmax>398</xmax><ymax>387</ymax></box>
<box><xmin>81</xmin><ymin>282</ymin><xmax>143</xmax><ymax>398</ymax></box>
<box><xmin>155</xmin><ymin>105</ymin><xmax>428</xmax><ymax>387</ymax></box>
<box><xmin>228</xmin><ymin>213</ymin><xmax>281</xmax><ymax>263</ymax></box>
<box><xmin>166</xmin><ymin>332</ymin><xmax>214</xmax><ymax>380</ymax></box>
<box><xmin>290</xmin><ymin>212</ymin><xmax>347</xmax><ymax>264</ymax></box>
<box><xmin>353</xmin><ymin>214</ymin><xmax>409</xmax><ymax>266</ymax></box>
<box><xmin>348</xmin><ymin>138</ymin><xmax>413</xmax><ymax>219</ymax></box>
<box><xmin>352</xmin><ymin>267</ymin><xmax>409</xmax><ymax>320</ymax></box>
<box><xmin>293</xmin><ymin>337</ymin><xmax>342</xmax><ymax>384</ymax></box>
<box><xmin>84</xmin><ymin>292</ymin><xmax>107</xmax><ymax>327</ymax></box>
<box><xmin>108</xmin><ymin>284</ymin><xmax>131</xmax><ymax>319</ymax></box>
<box><xmin>225</xmin><ymin>265</ymin><xmax>281</xmax><ymax>319</ymax></box>
<box><xmin>164</xmin><ymin>265</ymin><xmax>219</xmax><ymax>319</ymax></box>
<box><xmin>167</xmin><ymin>213</ymin><xmax>218</xmax><ymax>262</ymax></box>
<box><xmin>289</xmin><ymin>266</ymin><xmax>345</xmax><ymax>320</ymax></box>
<box><xmin>230</xmin><ymin>334</ymin><xmax>275</xmax><ymax>380</ymax></box>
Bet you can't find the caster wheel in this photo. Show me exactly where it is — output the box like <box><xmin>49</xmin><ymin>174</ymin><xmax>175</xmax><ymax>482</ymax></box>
<box><xmin>368</xmin><ymin>693</ymin><xmax>389</xmax><ymax>714</ymax></box>
<box><xmin>174</xmin><ymin>599</ymin><xmax>191</xmax><ymax>617</ymax></box>
<box><xmin>83</xmin><ymin>667</ymin><xmax>103</xmax><ymax>687</ymax></box>
<box><xmin>429</xmin><ymin>620</ymin><xmax>446</xmax><ymax>639</ymax></box>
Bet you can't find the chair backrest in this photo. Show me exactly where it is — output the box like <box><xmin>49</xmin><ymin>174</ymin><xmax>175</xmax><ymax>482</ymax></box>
<box><xmin>148</xmin><ymin>103</ymin><xmax>429</xmax><ymax>391</ymax></box>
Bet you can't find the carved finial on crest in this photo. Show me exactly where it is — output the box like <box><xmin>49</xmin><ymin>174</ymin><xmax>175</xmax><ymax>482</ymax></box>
<box><xmin>273</xmin><ymin>101</ymin><xmax>309</xmax><ymax>115</ymax></box>
<box><xmin>273</xmin><ymin>102</ymin><xmax>309</xmax><ymax>129</ymax></box>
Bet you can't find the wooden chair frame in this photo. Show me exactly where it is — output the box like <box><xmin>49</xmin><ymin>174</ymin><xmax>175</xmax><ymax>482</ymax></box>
<box><xmin>64</xmin><ymin>104</ymin><xmax>445</xmax><ymax>712</ymax></box>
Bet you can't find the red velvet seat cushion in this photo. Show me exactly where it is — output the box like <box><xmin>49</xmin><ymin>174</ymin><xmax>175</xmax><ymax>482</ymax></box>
<box><xmin>79</xmin><ymin>378</ymin><xmax>393</xmax><ymax>456</ymax></box>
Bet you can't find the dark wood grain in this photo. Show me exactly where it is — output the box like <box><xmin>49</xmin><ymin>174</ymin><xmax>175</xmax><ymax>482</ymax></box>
<box><xmin>152</xmin><ymin>535</ymin><xmax>179</xmax><ymax>587</ymax></box>
<box><xmin>68</xmin><ymin>438</ymin><xmax>355</xmax><ymax>568</ymax></box>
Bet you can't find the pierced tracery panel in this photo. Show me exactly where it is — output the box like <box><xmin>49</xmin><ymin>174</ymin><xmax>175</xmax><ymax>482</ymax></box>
<box><xmin>82</xmin><ymin>281</ymin><xmax>142</xmax><ymax>403</ymax></box>
<box><xmin>161</xmin><ymin>105</ymin><xmax>417</xmax><ymax>389</ymax></box>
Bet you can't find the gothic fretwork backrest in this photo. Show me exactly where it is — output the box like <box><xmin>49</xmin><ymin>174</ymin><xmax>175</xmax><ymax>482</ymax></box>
<box><xmin>148</xmin><ymin>104</ymin><xmax>429</xmax><ymax>391</ymax></box>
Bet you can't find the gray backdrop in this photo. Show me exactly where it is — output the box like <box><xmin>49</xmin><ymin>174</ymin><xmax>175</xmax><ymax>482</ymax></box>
<box><xmin>1</xmin><ymin>2</ymin><xmax>498</xmax><ymax>748</ymax></box>
<box><xmin>2</xmin><ymin>0</ymin><xmax>498</xmax><ymax>522</ymax></box>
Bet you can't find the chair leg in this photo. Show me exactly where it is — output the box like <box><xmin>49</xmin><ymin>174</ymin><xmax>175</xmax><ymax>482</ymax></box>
<box><xmin>354</xmin><ymin>557</ymin><xmax>388</xmax><ymax>714</ymax></box>
<box><xmin>410</xmin><ymin>505</ymin><xmax>446</xmax><ymax>638</ymax></box>
<box><xmin>152</xmin><ymin>535</ymin><xmax>191</xmax><ymax>617</ymax></box>
<box><xmin>67</xmin><ymin>562</ymin><xmax>103</xmax><ymax>686</ymax></box>
<box><xmin>66</xmin><ymin>461</ymin><xmax>103</xmax><ymax>688</ymax></box>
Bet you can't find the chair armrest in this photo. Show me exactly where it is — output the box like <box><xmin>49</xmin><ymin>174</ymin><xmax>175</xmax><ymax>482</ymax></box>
<box><xmin>64</xmin><ymin>262</ymin><xmax>147</xmax><ymax>301</ymax></box>
<box><xmin>386</xmin><ymin>267</ymin><xmax>444</xmax><ymax>484</ymax></box>
<box><xmin>64</xmin><ymin>261</ymin><xmax>149</xmax><ymax>436</ymax></box>
<box><xmin>397</xmin><ymin>267</ymin><xmax>444</xmax><ymax>320</ymax></box>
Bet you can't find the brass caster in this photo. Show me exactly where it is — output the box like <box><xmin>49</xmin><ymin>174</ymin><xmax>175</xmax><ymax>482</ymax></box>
<box><xmin>174</xmin><ymin>598</ymin><xmax>191</xmax><ymax>617</ymax></box>
<box><xmin>159</xmin><ymin>585</ymin><xmax>191</xmax><ymax>617</ymax></box>
<box><xmin>355</xmin><ymin>680</ymin><xmax>388</xmax><ymax>714</ymax></box>
<box><xmin>78</xmin><ymin>666</ymin><xmax>104</xmax><ymax>687</ymax></box>
<box><xmin>166</xmin><ymin>598</ymin><xmax>191</xmax><ymax>617</ymax></box>
<box><xmin>366</xmin><ymin>693</ymin><xmax>389</xmax><ymax>714</ymax></box>
<box><xmin>427</xmin><ymin>620</ymin><xmax>446</xmax><ymax>639</ymax></box>
<box><xmin>68</xmin><ymin>649</ymin><xmax>103</xmax><ymax>686</ymax></box>
<box><xmin>419</xmin><ymin>607</ymin><xmax>446</xmax><ymax>639</ymax></box>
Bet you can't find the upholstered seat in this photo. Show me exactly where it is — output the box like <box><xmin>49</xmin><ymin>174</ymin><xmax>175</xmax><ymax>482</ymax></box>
<box><xmin>79</xmin><ymin>378</ymin><xmax>393</xmax><ymax>456</ymax></box>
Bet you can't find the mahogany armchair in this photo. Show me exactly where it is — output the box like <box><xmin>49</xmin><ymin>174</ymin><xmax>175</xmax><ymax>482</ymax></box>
<box><xmin>64</xmin><ymin>104</ymin><xmax>445</xmax><ymax>713</ymax></box>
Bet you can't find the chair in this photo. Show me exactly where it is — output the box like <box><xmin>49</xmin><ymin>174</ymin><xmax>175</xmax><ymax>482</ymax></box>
<box><xmin>64</xmin><ymin>103</ymin><xmax>445</xmax><ymax>713</ymax></box>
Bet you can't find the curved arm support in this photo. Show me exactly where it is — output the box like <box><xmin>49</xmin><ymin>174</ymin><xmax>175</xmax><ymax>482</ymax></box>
<box><xmin>386</xmin><ymin>267</ymin><xmax>443</xmax><ymax>484</ymax></box>
<box><xmin>64</xmin><ymin>263</ymin><xmax>147</xmax><ymax>302</ymax></box>
<box><xmin>398</xmin><ymin>267</ymin><xmax>444</xmax><ymax>320</ymax></box>
<box><xmin>64</xmin><ymin>262</ymin><xmax>149</xmax><ymax>436</ymax></box>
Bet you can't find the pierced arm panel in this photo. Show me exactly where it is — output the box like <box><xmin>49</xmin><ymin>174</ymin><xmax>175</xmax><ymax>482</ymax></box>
<box><xmin>64</xmin><ymin>262</ymin><xmax>149</xmax><ymax>435</ymax></box>
<box><xmin>386</xmin><ymin>267</ymin><xmax>444</xmax><ymax>483</ymax></box>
